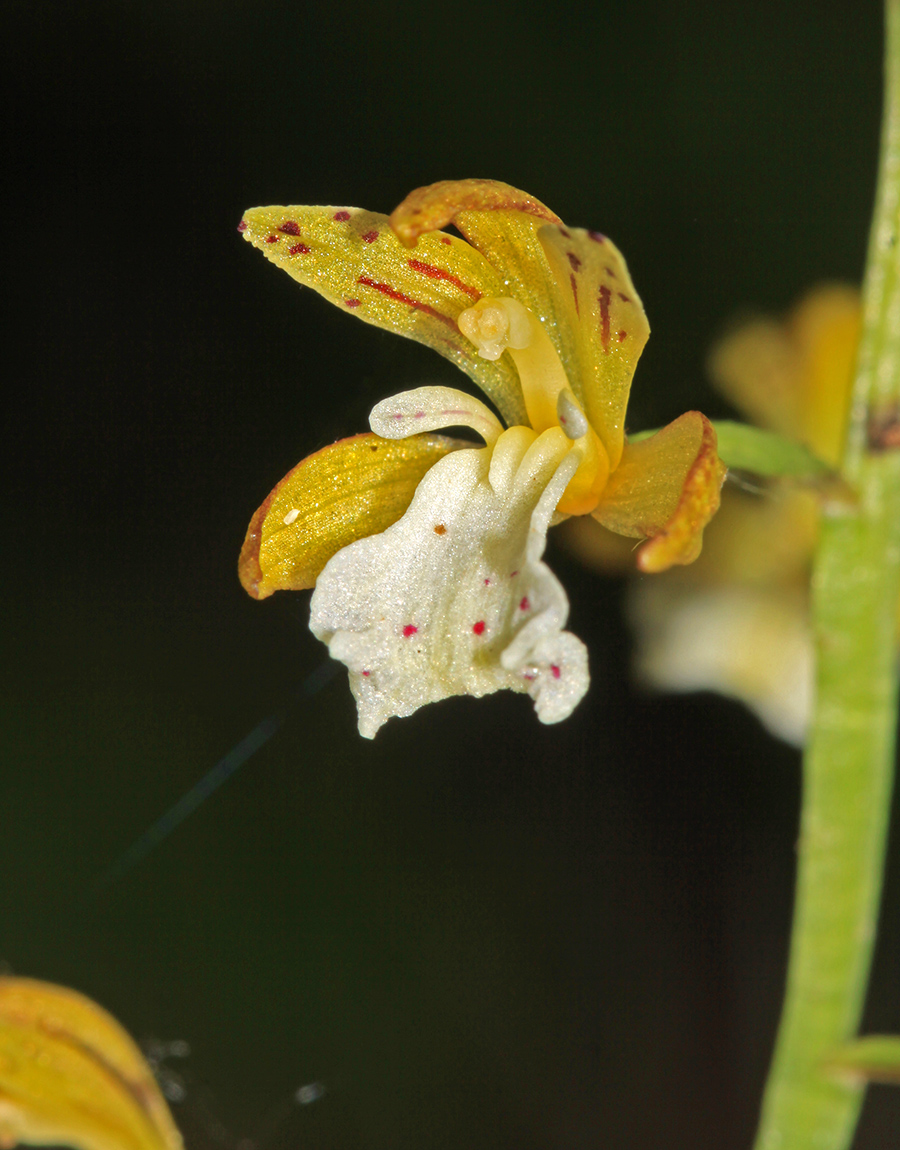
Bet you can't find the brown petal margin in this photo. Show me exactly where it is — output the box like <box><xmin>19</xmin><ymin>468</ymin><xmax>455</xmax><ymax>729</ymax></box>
<box><xmin>239</xmin><ymin>432</ymin><xmax>469</xmax><ymax>599</ymax></box>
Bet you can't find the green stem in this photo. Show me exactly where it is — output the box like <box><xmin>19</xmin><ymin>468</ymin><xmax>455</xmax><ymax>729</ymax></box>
<box><xmin>752</xmin><ymin>3</ymin><xmax>900</xmax><ymax>1148</ymax></box>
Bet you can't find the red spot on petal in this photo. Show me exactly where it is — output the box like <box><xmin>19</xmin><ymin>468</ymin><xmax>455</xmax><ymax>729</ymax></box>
<box><xmin>237</xmin><ymin>219</ymin><xmax>248</xmax><ymax>232</ymax></box>
<box><xmin>519</xmin><ymin>596</ymin><xmax>530</xmax><ymax>611</ymax></box>
<box><xmin>345</xmin><ymin>298</ymin><xmax>361</xmax><ymax>307</ymax></box>
<box><xmin>407</xmin><ymin>258</ymin><xmax>481</xmax><ymax>299</ymax></box>
<box><xmin>567</xmin><ymin>251</ymin><xmax>582</xmax><ymax>272</ymax></box>
<box><xmin>265</xmin><ymin>235</ymin><xmax>278</xmax><ymax>244</ymax></box>
<box><xmin>510</xmin><ymin>570</ymin><xmax>519</xmax><ymax>578</ymax></box>
<box><xmin>618</xmin><ymin>330</ymin><xmax>628</xmax><ymax>342</ymax></box>
<box><xmin>558</xmin><ymin>227</ymin><xmax>572</xmax><ymax>239</ymax></box>
<box><xmin>289</xmin><ymin>242</ymin><xmax>311</xmax><ymax>255</ymax></box>
<box><xmin>362</xmin><ymin>230</ymin><xmax>379</xmax><ymax>243</ymax></box>
<box><xmin>440</xmin><ymin>236</ymin><xmax>452</xmax><ymax>245</ymax></box>
<box><xmin>551</xmin><ymin>665</ymin><xmax>561</xmax><ymax>679</ymax></box>
<box><xmin>333</xmin><ymin>210</ymin><xmax>351</xmax><ymax>221</ymax></box>
<box><xmin>472</xmin><ymin>621</ymin><xmax>486</xmax><ymax>636</ymax></box>
<box><xmin>604</xmin><ymin>265</ymin><xmax>618</xmax><ymax>279</ymax></box>
<box><xmin>570</xmin><ymin>272</ymin><xmax>580</xmax><ymax>316</ymax></box>
<box><xmin>403</xmin><ymin>624</ymin><xmax>418</xmax><ymax>638</ymax></box>
<box><xmin>618</xmin><ymin>292</ymin><xmax>631</xmax><ymax>303</ymax></box>
<box><xmin>523</xmin><ymin>672</ymin><xmax>536</xmax><ymax>681</ymax></box>
<box><xmin>588</xmin><ymin>230</ymin><xmax>606</xmax><ymax>244</ymax></box>
<box><xmin>279</xmin><ymin>220</ymin><xmax>301</xmax><ymax>235</ymax></box>
<box><xmin>356</xmin><ymin>276</ymin><xmax>457</xmax><ymax>329</ymax></box>
<box><xmin>362</xmin><ymin>670</ymin><xmax>370</xmax><ymax>677</ymax></box>
<box><xmin>483</xmin><ymin>577</ymin><xmax>491</xmax><ymax>585</ymax></box>
<box><xmin>434</xmin><ymin>524</ymin><xmax>447</xmax><ymax>535</ymax></box>
<box><xmin>598</xmin><ymin>285</ymin><xmax>611</xmax><ymax>352</ymax></box>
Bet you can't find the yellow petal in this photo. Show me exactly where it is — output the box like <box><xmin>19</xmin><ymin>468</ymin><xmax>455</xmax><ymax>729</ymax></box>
<box><xmin>538</xmin><ymin>224</ymin><xmax>649</xmax><ymax>469</ymax></box>
<box><xmin>789</xmin><ymin>285</ymin><xmax>860</xmax><ymax>466</ymax></box>
<box><xmin>707</xmin><ymin>284</ymin><xmax>860</xmax><ymax>468</ymax></box>
<box><xmin>390</xmin><ymin>181</ymin><xmax>578</xmax><ymax>421</ymax></box>
<box><xmin>239</xmin><ymin>433</ymin><xmax>467</xmax><ymax>599</ymax></box>
<box><xmin>593</xmin><ymin>412</ymin><xmax>726</xmax><ymax>572</ymax></box>
<box><xmin>0</xmin><ymin>977</ymin><xmax>182</xmax><ymax>1150</ymax></box>
<box><xmin>390</xmin><ymin>181</ymin><xmax>649</xmax><ymax>467</ymax></box>
<box><xmin>389</xmin><ymin>179</ymin><xmax>562</xmax><ymax>245</ymax></box>
<box><xmin>240</xmin><ymin>204</ymin><xmax>527</xmax><ymax>427</ymax></box>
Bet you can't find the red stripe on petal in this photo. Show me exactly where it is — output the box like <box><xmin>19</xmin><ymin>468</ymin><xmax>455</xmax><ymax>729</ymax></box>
<box><xmin>407</xmin><ymin>258</ymin><xmax>481</xmax><ymax>299</ymax></box>
<box><xmin>357</xmin><ymin>276</ymin><xmax>458</xmax><ymax>329</ymax></box>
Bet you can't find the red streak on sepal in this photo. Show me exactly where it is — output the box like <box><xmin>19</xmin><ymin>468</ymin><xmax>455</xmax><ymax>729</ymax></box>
<box><xmin>407</xmin><ymin>258</ymin><xmax>480</xmax><ymax>299</ymax></box>
<box><xmin>357</xmin><ymin>276</ymin><xmax>457</xmax><ymax>329</ymax></box>
<box><xmin>598</xmin><ymin>285</ymin><xmax>611</xmax><ymax>351</ymax></box>
<box><xmin>570</xmin><ymin>272</ymin><xmax>580</xmax><ymax>316</ymax></box>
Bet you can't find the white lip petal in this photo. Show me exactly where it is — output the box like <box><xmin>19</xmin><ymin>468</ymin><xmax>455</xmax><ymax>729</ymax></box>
<box><xmin>309</xmin><ymin>434</ymin><xmax>589</xmax><ymax>738</ymax></box>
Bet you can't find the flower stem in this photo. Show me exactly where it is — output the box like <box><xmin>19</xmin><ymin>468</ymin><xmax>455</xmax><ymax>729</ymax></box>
<box><xmin>752</xmin><ymin>4</ymin><xmax>900</xmax><ymax>1148</ymax></box>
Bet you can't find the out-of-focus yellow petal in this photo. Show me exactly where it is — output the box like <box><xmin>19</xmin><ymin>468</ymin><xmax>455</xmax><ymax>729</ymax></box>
<box><xmin>240</xmin><ymin>205</ymin><xmax>527</xmax><ymax>426</ymax></box>
<box><xmin>390</xmin><ymin>180</ymin><xmax>649</xmax><ymax>467</ymax></box>
<box><xmin>0</xmin><ymin>977</ymin><xmax>182</xmax><ymax>1150</ymax></box>
<box><xmin>789</xmin><ymin>285</ymin><xmax>861</xmax><ymax>465</ymax></box>
<box><xmin>593</xmin><ymin>412</ymin><xmax>726</xmax><ymax>572</ymax></box>
<box><xmin>239</xmin><ymin>433</ymin><xmax>467</xmax><ymax>599</ymax></box>
<box><xmin>708</xmin><ymin>284</ymin><xmax>860</xmax><ymax>467</ymax></box>
<box><xmin>539</xmin><ymin>225</ymin><xmax>649</xmax><ymax>468</ymax></box>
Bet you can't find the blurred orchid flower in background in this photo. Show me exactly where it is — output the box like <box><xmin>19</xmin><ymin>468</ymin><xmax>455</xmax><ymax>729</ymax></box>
<box><xmin>0</xmin><ymin>977</ymin><xmax>182</xmax><ymax>1150</ymax></box>
<box><xmin>238</xmin><ymin>180</ymin><xmax>725</xmax><ymax>737</ymax></box>
<box><xmin>567</xmin><ymin>284</ymin><xmax>872</xmax><ymax>745</ymax></box>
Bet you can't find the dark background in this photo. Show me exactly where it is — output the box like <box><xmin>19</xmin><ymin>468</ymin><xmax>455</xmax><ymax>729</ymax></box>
<box><xmin>4</xmin><ymin>1</ymin><xmax>900</xmax><ymax>1147</ymax></box>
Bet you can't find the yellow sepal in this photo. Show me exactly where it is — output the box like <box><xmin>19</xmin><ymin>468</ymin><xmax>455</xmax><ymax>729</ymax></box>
<box><xmin>0</xmin><ymin>977</ymin><xmax>182</xmax><ymax>1150</ymax></box>
<box><xmin>240</xmin><ymin>204</ymin><xmax>527</xmax><ymax>427</ymax></box>
<box><xmin>389</xmin><ymin>180</ymin><xmax>650</xmax><ymax>466</ymax></box>
<box><xmin>593</xmin><ymin>412</ymin><xmax>726</xmax><ymax>572</ymax></box>
<box><xmin>239</xmin><ymin>433</ymin><xmax>468</xmax><ymax>598</ymax></box>
<box><xmin>538</xmin><ymin>224</ymin><xmax>649</xmax><ymax>469</ymax></box>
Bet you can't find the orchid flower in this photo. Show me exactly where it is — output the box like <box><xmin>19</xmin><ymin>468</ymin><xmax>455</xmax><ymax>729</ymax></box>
<box><xmin>238</xmin><ymin>180</ymin><xmax>725</xmax><ymax>737</ymax></box>
<box><xmin>607</xmin><ymin>284</ymin><xmax>889</xmax><ymax>745</ymax></box>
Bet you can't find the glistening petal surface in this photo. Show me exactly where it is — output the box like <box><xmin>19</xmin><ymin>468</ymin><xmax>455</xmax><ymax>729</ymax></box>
<box><xmin>239</xmin><ymin>433</ymin><xmax>466</xmax><ymax>598</ymax></box>
<box><xmin>390</xmin><ymin>180</ymin><xmax>650</xmax><ymax>466</ymax></box>
<box><xmin>308</xmin><ymin>433</ymin><xmax>589</xmax><ymax>737</ymax></box>
<box><xmin>240</xmin><ymin>205</ymin><xmax>527</xmax><ymax>426</ymax></box>
<box><xmin>0</xmin><ymin>978</ymin><xmax>182</xmax><ymax>1150</ymax></box>
<box><xmin>594</xmin><ymin>412</ymin><xmax>726</xmax><ymax>571</ymax></box>
<box><xmin>539</xmin><ymin>224</ymin><xmax>649</xmax><ymax>468</ymax></box>
<box><xmin>391</xmin><ymin>181</ymin><xmax>578</xmax><ymax>413</ymax></box>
